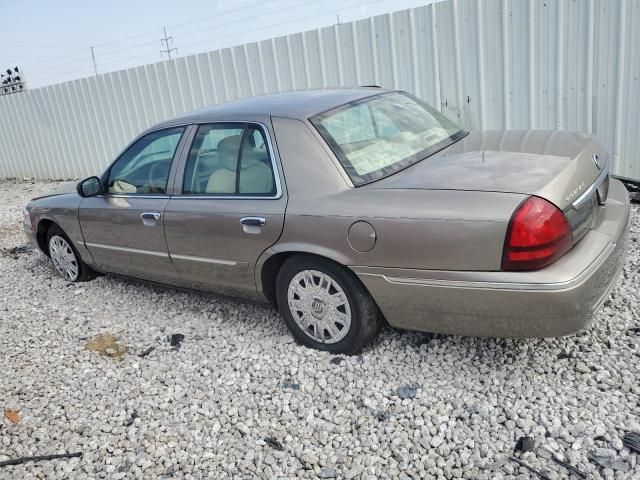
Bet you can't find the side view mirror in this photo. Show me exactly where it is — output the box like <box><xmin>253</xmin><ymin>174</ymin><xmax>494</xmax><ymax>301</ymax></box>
<box><xmin>77</xmin><ymin>176</ymin><xmax>103</xmax><ymax>198</ymax></box>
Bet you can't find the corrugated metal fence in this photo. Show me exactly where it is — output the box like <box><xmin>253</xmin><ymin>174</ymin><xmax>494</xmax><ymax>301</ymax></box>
<box><xmin>1</xmin><ymin>0</ymin><xmax>639</xmax><ymax>180</ymax></box>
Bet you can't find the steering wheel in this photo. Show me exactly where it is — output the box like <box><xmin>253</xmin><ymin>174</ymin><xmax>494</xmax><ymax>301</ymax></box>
<box><xmin>148</xmin><ymin>162</ymin><xmax>168</xmax><ymax>193</ymax></box>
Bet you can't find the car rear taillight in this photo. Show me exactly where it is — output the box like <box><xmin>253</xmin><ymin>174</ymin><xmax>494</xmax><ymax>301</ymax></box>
<box><xmin>501</xmin><ymin>196</ymin><xmax>573</xmax><ymax>271</ymax></box>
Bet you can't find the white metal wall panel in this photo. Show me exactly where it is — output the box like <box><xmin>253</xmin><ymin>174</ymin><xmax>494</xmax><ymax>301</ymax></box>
<box><xmin>0</xmin><ymin>0</ymin><xmax>639</xmax><ymax>180</ymax></box>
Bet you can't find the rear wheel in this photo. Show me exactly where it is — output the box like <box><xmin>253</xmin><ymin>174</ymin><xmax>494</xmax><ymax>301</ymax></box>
<box><xmin>276</xmin><ymin>255</ymin><xmax>381</xmax><ymax>354</ymax></box>
<box><xmin>47</xmin><ymin>225</ymin><xmax>94</xmax><ymax>282</ymax></box>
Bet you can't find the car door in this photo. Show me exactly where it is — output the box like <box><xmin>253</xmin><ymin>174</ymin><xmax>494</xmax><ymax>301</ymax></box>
<box><xmin>163</xmin><ymin>122</ymin><xmax>286</xmax><ymax>297</ymax></box>
<box><xmin>79</xmin><ymin>125</ymin><xmax>189</xmax><ymax>283</ymax></box>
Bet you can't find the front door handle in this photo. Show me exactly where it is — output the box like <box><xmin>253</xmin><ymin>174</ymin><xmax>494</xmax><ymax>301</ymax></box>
<box><xmin>240</xmin><ymin>217</ymin><xmax>266</xmax><ymax>227</ymax></box>
<box><xmin>141</xmin><ymin>212</ymin><xmax>161</xmax><ymax>226</ymax></box>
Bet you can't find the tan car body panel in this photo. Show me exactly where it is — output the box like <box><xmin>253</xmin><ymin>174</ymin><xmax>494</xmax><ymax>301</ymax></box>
<box><xmin>264</xmin><ymin>117</ymin><xmax>526</xmax><ymax>271</ymax></box>
<box><xmin>354</xmin><ymin>179</ymin><xmax>630</xmax><ymax>336</ymax></box>
<box><xmin>24</xmin><ymin>88</ymin><xmax>631</xmax><ymax>338</ymax></box>
<box><xmin>372</xmin><ymin>129</ymin><xmax>608</xmax><ymax>211</ymax></box>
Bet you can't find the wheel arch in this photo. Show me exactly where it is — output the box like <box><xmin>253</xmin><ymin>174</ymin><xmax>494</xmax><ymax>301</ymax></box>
<box><xmin>36</xmin><ymin>218</ymin><xmax>56</xmax><ymax>256</ymax></box>
<box><xmin>256</xmin><ymin>245</ymin><xmax>359</xmax><ymax>306</ymax></box>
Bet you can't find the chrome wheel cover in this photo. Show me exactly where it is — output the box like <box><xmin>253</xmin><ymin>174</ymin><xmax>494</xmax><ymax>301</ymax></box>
<box><xmin>287</xmin><ymin>269</ymin><xmax>352</xmax><ymax>344</ymax></box>
<box><xmin>49</xmin><ymin>235</ymin><xmax>79</xmax><ymax>281</ymax></box>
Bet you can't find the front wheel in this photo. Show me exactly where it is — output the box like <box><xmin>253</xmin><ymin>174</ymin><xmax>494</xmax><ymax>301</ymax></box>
<box><xmin>276</xmin><ymin>255</ymin><xmax>381</xmax><ymax>354</ymax></box>
<box><xmin>47</xmin><ymin>225</ymin><xmax>95</xmax><ymax>282</ymax></box>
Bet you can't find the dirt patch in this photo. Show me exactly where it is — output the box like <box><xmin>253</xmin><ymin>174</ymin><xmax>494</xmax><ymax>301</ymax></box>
<box><xmin>84</xmin><ymin>334</ymin><xmax>127</xmax><ymax>359</ymax></box>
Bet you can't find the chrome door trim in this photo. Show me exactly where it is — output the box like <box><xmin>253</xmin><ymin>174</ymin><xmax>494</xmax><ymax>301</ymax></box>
<box><xmin>167</xmin><ymin>124</ymin><xmax>198</xmax><ymax>195</ymax></box>
<box><xmin>102</xmin><ymin>194</ymin><xmax>171</xmax><ymax>199</ymax></box>
<box><xmin>170</xmin><ymin>253</ymin><xmax>239</xmax><ymax>266</ymax></box>
<box><xmin>84</xmin><ymin>242</ymin><xmax>169</xmax><ymax>258</ymax></box>
<box><xmin>169</xmin><ymin>195</ymin><xmax>280</xmax><ymax>200</ymax></box>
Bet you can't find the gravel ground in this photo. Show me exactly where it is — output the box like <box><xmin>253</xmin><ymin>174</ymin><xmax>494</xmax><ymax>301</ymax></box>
<box><xmin>1</xmin><ymin>178</ymin><xmax>639</xmax><ymax>480</ymax></box>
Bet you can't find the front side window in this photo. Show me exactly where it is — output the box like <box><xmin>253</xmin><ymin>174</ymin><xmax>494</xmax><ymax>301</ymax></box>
<box><xmin>311</xmin><ymin>92</ymin><xmax>466</xmax><ymax>185</ymax></box>
<box><xmin>107</xmin><ymin>127</ymin><xmax>185</xmax><ymax>194</ymax></box>
<box><xmin>182</xmin><ymin>123</ymin><xmax>276</xmax><ymax>196</ymax></box>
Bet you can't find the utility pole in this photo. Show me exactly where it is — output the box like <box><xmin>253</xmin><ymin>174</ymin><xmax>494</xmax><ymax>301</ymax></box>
<box><xmin>90</xmin><ymin>47</ymin><xmax>98</xmax><ymax>75</ymax></box>
<box><xmin>160</xmin><ymin>27</ymin><xmax>177</xmax><ymax>60</ymax></box>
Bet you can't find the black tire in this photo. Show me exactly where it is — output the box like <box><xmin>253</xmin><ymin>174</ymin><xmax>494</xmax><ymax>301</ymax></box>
<box><xmin>276</xmin><ymin>254</ymin><xmax>381</xmax><ymax>354</ymax></box>
<box><xmin>47</xmin><ymin>224</ymin><xmax>95</xmax><ymax>282</ymax></box>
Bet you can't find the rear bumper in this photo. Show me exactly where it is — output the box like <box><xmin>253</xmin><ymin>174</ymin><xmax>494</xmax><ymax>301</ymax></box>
<box><xmin>353</xmin><ymin>179</ymin><xmax>631</xmax><ymax>338</ymax></box>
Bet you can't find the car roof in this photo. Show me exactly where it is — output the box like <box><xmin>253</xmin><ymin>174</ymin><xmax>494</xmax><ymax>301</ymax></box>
<box><xmin>152</xmin><ymin>87</ymin><xmax>389</xmax><ymax>129</ymax></box>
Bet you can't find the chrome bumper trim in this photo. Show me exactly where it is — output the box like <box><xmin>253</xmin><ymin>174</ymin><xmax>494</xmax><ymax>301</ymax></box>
<box><xmin>358</xmin><ymin>241</ymin><xmax>616</xmax><ymax>292</ymax></box>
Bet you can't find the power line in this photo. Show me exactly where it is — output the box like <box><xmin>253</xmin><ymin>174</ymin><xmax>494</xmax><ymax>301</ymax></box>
<box><xmin>0</xmin><ymin>41</ymin><xmax>85</xmax><ymax>47</ymax></box>
<box><xmin>25</xmin><ymin>65</ymin><xmax>94</xmax><ymax>82</ymax></box>
<box><xmin>20</xmin><ymin>47</ymin><xmax>93</xmax><ymax>71</ymax></box>
<box><xmin>78</xmin><ymin>0</ymin><xmax>328</xmax><ymax>61</ymax></box>
<box><xmin>26</xmin><ymin>51</ymin><xmax>163</xmax><ymax>82</ymax></box>
<box><xmin>72</xmin><ymin>0</ymin><xmax>327</xmax><ymax>61</ymax></box>
<box><xmin>25</xmin><ymin>50</ymin><xmax>104</xmax><ymax>75</ymax></box>
<box><xmin>0</xmin><ymin>53</ymin><xmax>88</xmax><ymax>61</ymax></box>
<box><xmin>13</xmin><ymin>0</ymin><xmax>271</xmax><ymax>64</ymax></box>
<box><xmin>91</xmin><ymin>0</ymin><xmax>269</xmax><ymax>48</ymax></box>
<box><xmin>16</xmin><ymin>0</ymin><xmax>318</xmax><ymax>73</ymax></box>
<box><xmin>87</xmin><ymin>40</ymin><xmax>159</xmax><ymax>60</ymax></box>
<box><xmin>24</xmin><ymin>40</ymin><xmax>159</xmax><ymax>75</ymax></box>
<box><xmin>171</xmin><ymin>0</ymin><xmax>327</xmax><ymax>42</ymax></box>
<box><xmin>168</xmin><ymin>0</ymin><xmax>268</xmax><ymax>31</ymax></box>
<box><xmin>18</xmin><ymin>0</ymin><xmax>326</xmax><ymax>77</ymax></box>
<box><xmin>20</xmin><ymin>0</ymin><xmax>384</xmax><ymax>84</ymax></box>
<box><xmin>4</xmin><ymin>0</ymin><xmax>267</xmax><ymax>60</ymax></box>
<box><xmin>177</xmin><ymin>0</ymin><xmax>385</xmax><ymax>51</ymax></box>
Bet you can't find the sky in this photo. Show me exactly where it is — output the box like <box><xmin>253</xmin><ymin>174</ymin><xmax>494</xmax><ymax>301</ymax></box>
<box><xmin>0</xmin><ymin>0</ymin><xmax>437</xmax><ymax>89</ymax></box>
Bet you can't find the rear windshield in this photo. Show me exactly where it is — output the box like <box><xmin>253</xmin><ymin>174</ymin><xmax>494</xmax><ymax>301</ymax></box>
<box><xmin>311</xmin><ymin>92</ymin><xmax>466</xmax><ymax>185</ymax></box>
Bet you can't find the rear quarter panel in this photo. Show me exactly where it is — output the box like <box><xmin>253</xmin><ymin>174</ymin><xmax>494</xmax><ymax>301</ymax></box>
<box><xmin>266</xmin><ymin>116</ymin><xmax>526</xmax><ymax>273</ymax></box>
<box><xmin>275</xmin><ymin>189</ymin><xmax>526</xmax><ymax>271</ymax></box>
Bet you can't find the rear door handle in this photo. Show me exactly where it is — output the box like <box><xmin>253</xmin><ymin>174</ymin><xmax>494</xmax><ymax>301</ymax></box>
<box><xmin>141</xmin><ymin>212</ymin><xmax>161</xmax><ymax>226</ymax></box>
<box><xmin>240</xmin><ymin>216</ymin><xmax>266</xmax><ymax>234</ymax></box>
<box><xmin>240</xmin><ymin>217</ymin><xmax>266</xmax><ymax>227</ymax></box>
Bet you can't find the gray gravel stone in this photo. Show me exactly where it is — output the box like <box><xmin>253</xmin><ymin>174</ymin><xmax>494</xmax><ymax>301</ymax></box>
<box><xmin>318</xmin><ymin>466</ymin><xmax>338</xmax><ymax>478</ymax></box>
<box><xmin>394</xmin><ymin>384</ymin><xmax>418</xmax><ymax>399</ymax></box>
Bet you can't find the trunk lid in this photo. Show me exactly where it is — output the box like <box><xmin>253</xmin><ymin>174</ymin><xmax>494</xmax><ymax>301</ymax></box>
<box><xmin>367</xmin><ymin>130</ymin><xmax>608</xmax><ymax>211</ymax></box>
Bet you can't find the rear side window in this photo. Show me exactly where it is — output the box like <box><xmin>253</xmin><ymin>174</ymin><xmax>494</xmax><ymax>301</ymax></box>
<box><xmin>182</xmin><ymin>124</ymin><xmax>276</xmax><ymax>196</ymax></box>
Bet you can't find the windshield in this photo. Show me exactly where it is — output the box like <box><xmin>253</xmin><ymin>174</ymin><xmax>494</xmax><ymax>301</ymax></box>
<box><xmin>311</xmin><ymin>92</ymin><xmax>466</xmax><ymax>185</ymax></box>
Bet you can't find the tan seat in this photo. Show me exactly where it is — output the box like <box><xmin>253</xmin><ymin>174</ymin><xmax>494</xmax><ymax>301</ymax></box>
<box><xmin>206</xmin><ymin>135</ymin><xmax>241</xmax><ymax>194</ymax></box>
<box><xmin>206</xmin><ymin>135</ymin><xmax>274</xmax><ymax>195</ymax></box>
<box><xmin>239</xmin><ymin>151</ymin><xmax>274</xmax><ymax>194</ymax></box>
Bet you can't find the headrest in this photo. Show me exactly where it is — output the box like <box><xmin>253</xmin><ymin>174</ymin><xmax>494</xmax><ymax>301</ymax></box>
<box><xmin>217</xmin><ymin>135</ymin><xmax>242</xmax><ymax>169</ymax></box>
